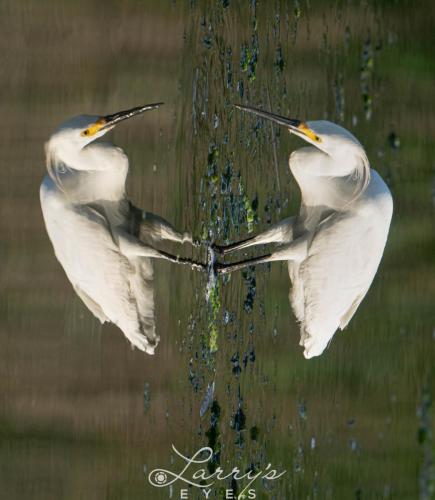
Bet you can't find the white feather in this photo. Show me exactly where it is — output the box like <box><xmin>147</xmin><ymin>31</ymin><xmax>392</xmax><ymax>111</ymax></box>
<box><xmin>40</xmin><ymin>111</ymin><xmax>193</xmax><ymax>354</ymax></box>
<box><xmin>40</xmin><ymin>176</ymin><xmax>158</xmax><ymax>353</ymax></box>
<box><xmin>291</xmin><ymin>169</ymin><xmax>393</xmax><ymax>358</ymax></box>
<box><xmin>218</xmin><ymin>117</ymin><xmax>393</xmax><ymax>359</ymax></box>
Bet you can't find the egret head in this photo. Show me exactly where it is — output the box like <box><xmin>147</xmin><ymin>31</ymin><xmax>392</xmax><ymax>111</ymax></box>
<box><xmin>47</xmin><ymin>103</ymin><xmax>163</xmax><ymax>153</ymax></box>
<box><xmin>235</xmin><ymin>104</ymin><xmax>370</xmax><ymax>197</ymax></box>
<box><xmin>234</xmin><ymin>104</ymin><xmax>364</xmax><ymax>156</ymax></box>
<box><xmin>45</xmin><ymin>103</ymin><xmax>163</xmax><ymax>188</ymax></box>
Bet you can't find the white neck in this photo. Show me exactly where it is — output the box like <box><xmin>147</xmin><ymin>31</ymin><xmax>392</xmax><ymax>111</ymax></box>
<box><xmin>289</xmin><ymin>147</ymin><xmax>370</xmax><ymax>210</ymax></box>
<box><xmin>46</xmin><ymin>141</ymin><xmax>129</xmax><ymax>203</ymax></box>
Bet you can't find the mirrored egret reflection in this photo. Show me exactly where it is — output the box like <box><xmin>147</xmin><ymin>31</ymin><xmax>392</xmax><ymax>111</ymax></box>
<box><xmin>40</xmin><ymin>104</ymin><xmax>204</xmax><ymax>354</ymax></box>
<box><xmin>215</xmin><ymin>105</ymin><xmax>393</xmax><ymax>359</ymax></box>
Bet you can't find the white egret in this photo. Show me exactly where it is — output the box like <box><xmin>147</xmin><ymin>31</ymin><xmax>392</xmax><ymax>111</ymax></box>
<box><xmin>40</xmin><ymin>104</ymin><xmax>203</xmax><ymax>354</ymax></box>
<box><xmin>215</xmin><ymin>105</ymin><xmax>393</xmax><ymax>359</ymax></box>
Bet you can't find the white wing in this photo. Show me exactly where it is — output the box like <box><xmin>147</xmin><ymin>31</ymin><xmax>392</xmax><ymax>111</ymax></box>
<box><xmin>73</xmin><ymin>284</ymin><xmax>110</xmax><ymax>323</ymax></box>
<box><xmin>291</xmin><ymin>188</ymin><xmax>392</xmax><ymax>359</ymax></box>
<box><xmin>40</xmin><ymin>178</ymin><xmax>158</xmax><ymax>353</ymax></box>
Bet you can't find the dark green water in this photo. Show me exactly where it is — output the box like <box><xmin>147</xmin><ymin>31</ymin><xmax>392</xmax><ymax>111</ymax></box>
<box><xmin>0</xmin><ymin>1</ymin><xmax>434</xmax><ymax>499</ymax></box>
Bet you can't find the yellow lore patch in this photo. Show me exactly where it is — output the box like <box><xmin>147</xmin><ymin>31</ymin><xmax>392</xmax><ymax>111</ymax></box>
<box><xmin>81</xmin><ymin>118</ymin><xmax>107</xmax><ymax>137</ymax></box>
<box><xmin>298</xmin><ymin>123</ymin><xmax>321</xmax><ymax>142</ymax></box>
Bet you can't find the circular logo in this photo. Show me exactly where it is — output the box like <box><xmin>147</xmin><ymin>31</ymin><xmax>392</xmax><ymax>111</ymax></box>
<box><xmin>153</xmin><ymin>471</ymin><xmax>168</xmax><ymax>485</ymax></box>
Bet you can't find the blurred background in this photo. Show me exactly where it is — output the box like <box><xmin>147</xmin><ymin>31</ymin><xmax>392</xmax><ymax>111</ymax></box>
<box><xmin>0</xmin><ymin>1</ymin><xmax>434</xmax><ymax>498</ymax></box>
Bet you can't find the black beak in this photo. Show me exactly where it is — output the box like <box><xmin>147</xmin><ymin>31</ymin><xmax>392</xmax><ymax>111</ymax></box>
<box><xmin>234</xmin><ymin>104</ymin><xmax>301</xmax><ymax>130</ymax></box>
<box><xmin>100</xmin><ymin>103</ymin><xmax>164</xmax><ymax>131</ymax></box>
<box><xmin>234</xmin><ymin>104</ymin><xmax>321</xmax><ymax>143</ymax></box>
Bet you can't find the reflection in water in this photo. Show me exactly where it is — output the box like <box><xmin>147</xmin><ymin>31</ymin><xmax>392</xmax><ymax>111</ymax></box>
<box><xmin>216</xmin><ymin>107</ymin><xmax>393</xmax><ymax>359</ymax></box>
<box><xmin>3</xmin><ymin>2</ymin><xmax>432</xmax><ymax>498</ymax></box>
<box><xmin>40</xmin><ymin>105</ymin><xmax>202</xmax><ymax>354</ymax></box>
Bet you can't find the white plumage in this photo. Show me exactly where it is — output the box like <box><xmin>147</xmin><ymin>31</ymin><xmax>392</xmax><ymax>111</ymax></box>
<box><xmin>290</xmin><ymin>169</ymin><xmax>393</xmax><ymax>357</ymax></box>
<box><xmin>40</xmin><ymin>105</ymin><xmax>201</xmax><ymax>354</ymax></box>
<box><xmin>216</xmin><ymin>107</ymin><xmax>393</xmax><ymax>359</ymax></box>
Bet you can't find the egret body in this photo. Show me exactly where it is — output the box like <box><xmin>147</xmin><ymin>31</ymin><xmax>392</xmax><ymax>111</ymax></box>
<box><xmin>216</xmin><ymin>105</ymin><xmax>393</xmax><ymax>359</ymax></box>
<box><xmin>40</xmin><ymin>104</ymin><xmax>201</xmax><ymax>354</ymax></box>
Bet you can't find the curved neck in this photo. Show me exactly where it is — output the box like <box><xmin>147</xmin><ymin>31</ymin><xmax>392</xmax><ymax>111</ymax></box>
<box><xmin>46</xmin><ymin>141</ymin><xmax>129</xmax><ymax>203</ymax></box>
<box><xmin>290</xmin><ymin>148</ymin><xmax>370</xmax><ymax>210</ymax></box>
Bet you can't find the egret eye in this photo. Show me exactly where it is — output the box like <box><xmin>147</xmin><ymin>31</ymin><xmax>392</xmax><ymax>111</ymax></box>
<box><xmin>81</xmin><ymin>120</ymin><xmax>106</xmax><ymax>137</ymax></box>
<box><xmin>298</xmin><ymin>123</ymin><xmax>322</xmax><ymax>143</ymax></box>
<box><xmin>309</xmin><ymin>133</ymin><xmax>321</xmax><ymax>142</ymax></box>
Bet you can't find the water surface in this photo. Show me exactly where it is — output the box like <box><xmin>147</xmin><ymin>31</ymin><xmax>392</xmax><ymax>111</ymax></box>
<box><xmin>0</xmin><ymin>1</ymin><xmax>434</xmax><ymax>498</ymax></box>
